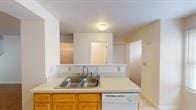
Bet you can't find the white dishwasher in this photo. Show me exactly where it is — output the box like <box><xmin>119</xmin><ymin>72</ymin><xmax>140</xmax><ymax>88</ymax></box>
<box><xmin>102</xmin><ymin>93</ymin><xmax>139</xmax><ymax>110</ymax></box>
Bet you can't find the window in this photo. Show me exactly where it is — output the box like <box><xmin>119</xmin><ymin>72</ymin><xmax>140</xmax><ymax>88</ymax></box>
<box><xmin>185</xmin><ymin>29</ymin><xmax>196</xmax><ymax>91</ymax></box>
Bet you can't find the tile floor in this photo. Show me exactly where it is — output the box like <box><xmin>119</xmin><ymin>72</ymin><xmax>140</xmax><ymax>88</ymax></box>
<box><xmin>139</xmin><ymin>96</ymin><xmax>157</xmax><ymax>110</ymax></box>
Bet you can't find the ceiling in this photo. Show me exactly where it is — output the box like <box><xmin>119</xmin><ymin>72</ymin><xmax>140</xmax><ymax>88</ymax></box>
<box><xmin>0</xmin><ymin>0</ymin><xmax>41</xmax><ymax>20</ymax></box>
<box><xmin>36</xmin><ymin>0</ymin><xmax>196</xmax><ymax>37</ymax></box>
<box><xmin>0</xmin><ymin>11</ymin><xmax>20</xmax><ymax>35</ymax></box>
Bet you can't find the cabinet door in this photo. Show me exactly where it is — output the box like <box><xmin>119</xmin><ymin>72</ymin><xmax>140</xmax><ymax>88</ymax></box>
<box><xmin>34</xmin><ymin>103</ymin><xmax>51</xmax><ymax>110</ymax></box>
<box><xmin>79</xmin><ymin>103</ymin><xmax>100</xmax><ymax>110</ymax></box>
<box><xmin>53</xmin><ymin>103</ymin><xmax>77</xmax><ymax>110</ymax></box>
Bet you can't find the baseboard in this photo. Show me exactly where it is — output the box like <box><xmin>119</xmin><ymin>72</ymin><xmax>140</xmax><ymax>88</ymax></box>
<box><xmin>181</xmin><ymin>107</ymin><xmax>193</xmax><ymax>110</ymax></box>
<box><xmin>158</xmin><ymin>106</ymin><xmax>182</xmax><ymax>110</ymax></box>
<box><xmin>0</xmin><ymin>81</ymin><xmax>21</xmax><ymax>84</ymax></box>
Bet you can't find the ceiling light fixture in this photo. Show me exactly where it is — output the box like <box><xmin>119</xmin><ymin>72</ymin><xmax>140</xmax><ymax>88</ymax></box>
<box><xmin>98</xmin><ymin>24</ymin><xmax>107</xmax><ymax>31</ymax></box>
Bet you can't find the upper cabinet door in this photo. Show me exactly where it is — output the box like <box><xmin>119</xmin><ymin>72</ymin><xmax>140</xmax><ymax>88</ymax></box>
<box><xmin>79</xmin><ymin>103</ymin><xmax>100</xmax><ymax>110</ymax></box>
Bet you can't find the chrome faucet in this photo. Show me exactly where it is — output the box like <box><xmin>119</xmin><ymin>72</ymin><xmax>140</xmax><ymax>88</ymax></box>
<box><xmin>82</xmin><ymin>65</ymin><xmax>89</xmax><ymax>77</ymax></box>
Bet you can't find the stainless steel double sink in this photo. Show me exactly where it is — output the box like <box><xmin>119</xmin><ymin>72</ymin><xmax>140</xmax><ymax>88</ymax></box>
<box><xmin>55</xmin><ymin>76</ymin><xmax>100</xmax><ymax>89</ymax></box>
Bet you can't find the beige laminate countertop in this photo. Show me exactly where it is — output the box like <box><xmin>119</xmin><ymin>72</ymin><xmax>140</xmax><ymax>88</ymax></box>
<box><xmin>31</xmin><ymin>77</ymin><xmax>141</xmax><ymax>93</ymax></box>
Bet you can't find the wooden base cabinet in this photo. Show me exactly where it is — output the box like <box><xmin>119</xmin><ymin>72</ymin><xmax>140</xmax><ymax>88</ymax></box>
<box><xmin>34</xmin><ymin>103</ymin><xmax>51</xmax><ymax>110</ymax></box>
<box><xmin>78</xmin><ymin>94</ymin><xmax>101</xmax><ymax>110</ymax></box>
<box><xmin>79</xmin><ymin>103</ymin><xmax>100</xmax><ymax>110</ymax></box>
<box><xmin>34</xmin><ymin>94</ymin><xmax>51</xmax><ymax>110</ymax></box>
<box><xmin>53</xmin><ymin>103</ymin><xmax>77</xmax><ymax>110</ymax></box>
<box><xmin>34</xmin><ymin>93</ymin><xmax>101</xmax><ymax>110</ymax></box>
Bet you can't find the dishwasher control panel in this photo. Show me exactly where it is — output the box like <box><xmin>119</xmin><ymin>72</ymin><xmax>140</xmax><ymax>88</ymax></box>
<box><xmin>102</xmin><ymin>93</ymin><xmax>139</xmax><ymax>110</ymax></box>
<box><xmin>102</xmin><ymin>93</ymin><xmax>138</xmax><ymax>103</ymax></box>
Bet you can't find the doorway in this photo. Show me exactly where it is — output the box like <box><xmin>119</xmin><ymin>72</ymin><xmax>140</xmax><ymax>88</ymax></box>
<box><xmin>128</xmin><ymin>40</ymin><xmax>142</xmax><ymax>87</ymax></box>
<box><xmin>90</xmin><ymin>41</ymin><xmax>108</xmax><ymax>64</ymax></box>
<box><xmin>0</xmin><ymin>11</ymin><xmax>21</xmax><ymax>110</ymax></box>
<box><xmin>60</xmin><ymin>43</ymin><xmax>73</xmax><ymax>64</ymax></box>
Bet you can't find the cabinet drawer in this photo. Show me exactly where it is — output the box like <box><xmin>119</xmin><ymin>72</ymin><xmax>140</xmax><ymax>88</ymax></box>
<box><xmin>78</xmin><ymin>94</ymin><xmax>100</xmax><ymax>102</ymax></box>
<box><xmin>53</xmin><ymin>103</ymin><xmax>77</xmax><ymax>110</ymax></box>
<box><xmin>79</xmin><ymin>103</ymin><xmax>100</xmax><ymax>110</ymax></box>
<box><xmin>34</xmin><ymin>103</ymin><xmax>51</xmax><ymax>110</ymax></box>
<box><xmin>53</xmin><ymin>94</ymin><xmax>77</xmax><ymax>102</ymax></box>
<box><xmin>34</xmin><ymin>94</ymin><xmax>51</xmax><ymax>103</ymax></box>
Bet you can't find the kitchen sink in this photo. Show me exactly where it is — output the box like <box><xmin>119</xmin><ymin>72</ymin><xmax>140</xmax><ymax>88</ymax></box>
<box><xmin>55</xmin><ymin>65</ymin><xmax>100</xmax><ymax>89</ymax></box>
<box><xmin>80</xmin><ymin>77</ymin><xmax>99</xmax><ymax>88</ymax></box>
<box><xmin>59</xmin><ymin>77</ymin><xmax>82</xmax><ymax>88</ymax></box>
<box><xmin>56</xmin><ymin>76</ymin><xmax>100</xmax><ymax>89</ymax></box>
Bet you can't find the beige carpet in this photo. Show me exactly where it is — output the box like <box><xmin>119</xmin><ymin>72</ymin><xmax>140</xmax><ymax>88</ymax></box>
<box><xmin>0</xmin><ymin>84</ymin><xmax>22</xmax><ymax>110</ymax></box>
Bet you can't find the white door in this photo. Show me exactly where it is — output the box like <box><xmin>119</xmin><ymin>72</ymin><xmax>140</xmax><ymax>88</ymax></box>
<box><xmin>90</xmin><ymin>42</ymin><xmax>107</xmax><ymax>64</ymax></box>
<box><xmin>141</xmin><ymin>41</ymin><xmax>154</xmax><ymax>97</ymax></box>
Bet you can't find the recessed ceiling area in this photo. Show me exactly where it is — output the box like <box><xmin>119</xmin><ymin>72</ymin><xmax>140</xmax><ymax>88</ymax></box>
<box><xmin>36</xmin><ymin>0</ymin><xmax>196</xmax><ymax>37</ymax></box>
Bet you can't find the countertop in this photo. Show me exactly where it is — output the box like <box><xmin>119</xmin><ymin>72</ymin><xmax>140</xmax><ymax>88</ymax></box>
<box><xmin>31</xmin><ymin>77</ymin><xmax>141</xmax><ymax>93</ymax></box>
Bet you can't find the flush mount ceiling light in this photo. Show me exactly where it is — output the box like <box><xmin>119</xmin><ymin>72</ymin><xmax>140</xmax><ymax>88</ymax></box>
<box><xmin>98</xmin><ymin>24</ymin><xmax>107</xmax><ymax>31</ymax></box>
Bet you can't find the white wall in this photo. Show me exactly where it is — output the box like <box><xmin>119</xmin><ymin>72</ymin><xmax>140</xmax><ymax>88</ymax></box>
<box><xmin>0</xmin><ymin>1</ymin><xmax>62</xmax><ymax>110</ymax></box>
<box><xmin>113</xmin><ymin>44</ymin><xmax>127</xmax><ymax>64</ymax></box>
<box><xmin>21</xmin><ymin>20</ymin><xmax>45</xmax><ymax>110</ymax></box>
<box><xmin>44</xmin><ymin>18</ymin><xmax>60</xmax><ymax>78</ymax></box>
<box><xmin>129</xmin><ymin>19</ymin><xmax>184</xmax><ymax>110</ymax></box>
<box><xmin>159</xmin><ymin>19</ymin><xmax>183</xmax><ymax>110</ymax></box>
<box><xmin>14</xmin><ymin>0</ymin><xmax>60</xmax><ymax>80</ymax></box>
<box><xmin>73</xmin><ymin>33</ymin><xmax>113</xmax><ymax>64</ymax></box>
<box><xmin>0</xmin><ymin>35</ymin><xmax>21</xmax><ymax>83</ymax></box>
<box><xmin>21</xmin><ymin>19</ymin><xmax>60</xmax><ymax>110</ymax></box>
<box><xmin>113</xmin><ymin>36</ymin><xmax>128</xmax><ymax>64</ymax></box>
<box><xmin>183</xmin><ymin>14</ymin><xmax>196</xmax><ymax>110</ymax></box>
<box><xmin>128</xmin><ymin>20</ymin><xmax>161</xmax><ymax>107</ymax></box>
